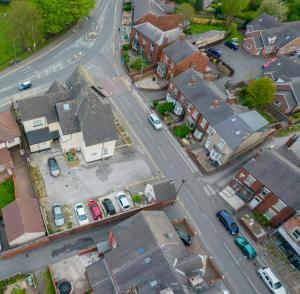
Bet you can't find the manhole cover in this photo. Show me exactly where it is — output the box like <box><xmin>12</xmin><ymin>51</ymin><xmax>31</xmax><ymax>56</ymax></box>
<box><xmin>58</xmin><ymin>280</ymin><xmax>72</xmax><ymax>294</ymax></box>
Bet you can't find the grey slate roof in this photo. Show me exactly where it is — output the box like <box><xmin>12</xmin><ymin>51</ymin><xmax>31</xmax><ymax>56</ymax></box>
<box><xmin>173</xmin><ymin>69</ymin><xmax>233</xmax><ymax>126</ymax></box>
<box><xmin>244</xmin><ymin>149</ymin><xmax>300</xmax><ymax>210</ymax></box>
<box><xmin>96</xmin><ymin>210</ymin><xmax>207</xmax><ymax>294</ymax></box>
<box><xmin>132</xmin><ymin>0</ymin><xmax>175</xmax><ymax>22</ymax></box>
<box><xmin>134</xmin><ymin>22</ymin><xmax>181</xmax><ymax>46</ymax></box>
<box><xmin>45</xmin><ymin>81</ymin><xmax>68</xmax><ymax>94</ymax></box>
<box><xmin>264</xmin><ymin>56</ymin><xmax>300</xmax><ymax>82</ymax></box>
<box><xmin>18</xmin><ymin>92</ymin><xmax>70</xmax><ymax>123</ymax></box>
<box><xmin>247</xmin><ymin>13</ymin><xmax>281</xmax><ymax>31</ymax></box>
<box><xmin>152</xmin><ymin>178</ymin><xmax>177</xmax><ymax>202</ymax></box>
<box><xmin>163</xmin><ymin>39</ymin><xmax>198</xmax><ymax>64</ymax></box>
<box><xmin>215</xmin><ymin>111</ymin><xmax>268</xmax><ymax>150</ymax></box>
<box><xmin>26</xmin><ymin>128</ymin><xmax>59</xmax><ymax>145</ymax></box>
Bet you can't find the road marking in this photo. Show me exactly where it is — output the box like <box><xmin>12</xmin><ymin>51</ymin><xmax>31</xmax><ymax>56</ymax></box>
<box><xmin>185</xmin><ymin>186</ymin><xmax>198</xmax><ymax>206</ymax></box>
<box><xmin>207</xmin><ymin>184</ymin><xmax>216</xmax><ymax>195</ymax></box>
<box><xmin>133</xmin><ymin>111</ymin><xmax>142</xmax><ymax>123</ymax></box>
<box><xmin>144</xmin><ymin>128</ymin><xmax>154</xmax><ymax>141</ymax></box>
<box><xmin>203</xmin><ymin>185</ymin><xmax>211</xmax><ymax>196</ymax></box>
<box><xmin>203</xmin><ymin>213</ymin><xmax>218</xmax><ymax>233</ymax></box>
<box><xmin>158</xmin><ymin>146</ymin><xmax>167</xmax><ymax>159</ymax></box>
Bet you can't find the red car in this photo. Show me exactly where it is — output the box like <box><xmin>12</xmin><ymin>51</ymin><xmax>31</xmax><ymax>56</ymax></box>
<box><xmin>88</xmin><ymin>200</ymin><xmax>103</xmax><ymax>220</ymax></box>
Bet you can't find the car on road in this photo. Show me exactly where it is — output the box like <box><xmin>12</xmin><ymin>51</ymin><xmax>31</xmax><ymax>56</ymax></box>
<box><xmin>224</xmin><ymin>40</ymin><xmax>239</xmax><ymax>50</ymax></box>
<box><xmin>52</xmin><ymin>203</ymin><xmax>65</xmax><ymax>227</ymax></box>
<box><xmin>207</xmin><ymin>48</ymin><xmax>222</xmax><ymax>58</ymax></box>
<box><xmin>88</xmin><ymin>200</ymin><xmax>103</xmax><ymax>220</ymax></box>
<box><xmin>74</xmin><ymin>203</ymin><xmax>89</xmax><ymax>226</ymax></box>
<box><xmin>18</xmin><ymin>81</ymin><xmax>32</xmax><ymax>91</ymax></box>
<box><xmin>258</xmin><ymin>267</ymin><xmax>286</xmax><ymax>294</ymax></box>
<box><xmin>48</xmin><ymin>157</ymin><xmax>60</xmax><ymax>177</ymax></box>
<box><xmin>234</xmin><ymin>236</ymin><xmax>257</xmax><ymax>259</ymax></box>
<box><xmin>148</xmin><ymin>113</ymin><xmax>163</xmax><ymax>130</ymax></box>
<box><xmin>216</xmin><ymin>210</ymin><xmax>239</xmax><ymax>235</ymax></box>
<box><xmin>175</xmin><ymin>228</ymin><xmax>192</xmax><ymax>246</ymax></box>
<box><xmin>102</xmin><ymin>198</ymin><xmax>116</xmax><ymax>215</ymax></box>
<box><xmin>116</xmin><ymin>192</ymin><xmax>131</xmax><ymax>211</ymax></box>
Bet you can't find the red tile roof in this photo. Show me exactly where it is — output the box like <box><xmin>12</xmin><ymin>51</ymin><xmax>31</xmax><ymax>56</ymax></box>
<box><xmin>0</xmin><ymin>112</ymin><xmax>21</xmax><ymax>144</ymax></box>
<box><xmin>2</xmin><ymin>199</ymin><xmax>45</xmax><ymax>244</ymax></box>
<box><xmin>0</xmin><ymin>148</ymin><xmax>12</xmax><ymax>165</ymax></box>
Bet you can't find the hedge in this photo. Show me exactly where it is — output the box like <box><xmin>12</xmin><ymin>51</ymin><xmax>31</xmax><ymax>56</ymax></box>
<box><xmin>173</xmin><ymin>124</ymin><xmax>192</xmax><ymax>138</ymax></box>
<box><xmin>157</xmin><ymin>102</ymin><xmax>175</xmax><ymax>114</ymax></box>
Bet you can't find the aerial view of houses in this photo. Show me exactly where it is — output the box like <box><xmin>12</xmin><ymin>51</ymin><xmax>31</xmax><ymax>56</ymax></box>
<box><xmin>0</xmin><ymin>0</ymin><xmax>300</xmax><ymax>293</ymax></box>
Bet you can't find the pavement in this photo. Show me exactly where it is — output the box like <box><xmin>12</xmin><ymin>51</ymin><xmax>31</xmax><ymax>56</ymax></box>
<box><xmin>0</xmin><ymin>0</ymin><xmax>290</xmax><ymax>293</ymax></box>
<box><xmin>135</xmin><ymin>75</ymin><xmax>169</xmax><ymax>90</ymax></box>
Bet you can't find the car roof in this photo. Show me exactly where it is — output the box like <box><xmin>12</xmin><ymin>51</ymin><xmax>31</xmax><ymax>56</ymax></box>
<box><xmin>22</xmin><ymin>81</ymin><xmax>31</xmax><ymax>85</ymax></box>
<box><xmin>150</xmin><ymin>113</ymin><xmax>159</xmax><ymax>119</ymax></box>
<box><xmin>262</xmin><ymin>267</ymin><xmax>280</xmax><ymax>282</ymax></box>
<box><xmin>220</xmin><ymin>210</ymin><xmax>235</xmax><ymax>223</ymax></box>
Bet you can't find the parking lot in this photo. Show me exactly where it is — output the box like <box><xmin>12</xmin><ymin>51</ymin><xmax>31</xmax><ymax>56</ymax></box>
<box><xmin>31</xmin><ymin>146</ymin><xmax>154</xmax><ymax>230</ymax></box>
<box><xmin>208</xmin><ymin>43</ymin><xmax>267</xmax><ymax>90</ymax></box>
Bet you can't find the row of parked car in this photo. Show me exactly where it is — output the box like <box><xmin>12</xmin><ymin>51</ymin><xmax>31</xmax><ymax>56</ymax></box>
<box><xmin>216</xmin><ymin>210</ymin><xmax>286</xmax><ymax>294</ymax></box>
<box><xmin>52</xmin><ymin>191</ymin><xmax>132</xmax><ymax>227</ymax></box>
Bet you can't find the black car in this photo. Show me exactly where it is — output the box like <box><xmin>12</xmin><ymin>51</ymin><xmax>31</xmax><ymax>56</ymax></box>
<box><xmin>216</xmin><ymin>210</ymin><xmax>239</xmax><ymax>235</ymax></box>
<box><xmin>175</xmin><ymin>228</ymin><xmax>192</xmax><ymax>246</ymax></box>
<box><xmin>48</xmin><ymin>157</ymin><xmax>60</xmax><ymax>177</ymax></box>
<box><xmin>224</xmin><ymin>40</ymin><xmax>239</xmax><ymax>50</ymax></box>
<box><xmin>102</xmin><ymin>198</ymin><xmax>116</xmax><ymax>215</ymax></box>
<box><xmin>207</xmin><ymin>48</ymin><xmax>222</xmax><ymax>58</ymax></box>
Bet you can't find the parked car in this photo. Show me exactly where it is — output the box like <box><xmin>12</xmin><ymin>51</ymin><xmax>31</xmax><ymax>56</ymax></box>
<box><xmin>116</xmin><ymin>192</ymin><xmax>131</xmax><ymax>211</ymax></box>
<box><xmin>216</xmin><ymin>210</ymin><xmax>239</xmax><ymax>235</ymax></box>
<box><xmin>52</xmin><ymin>203</ymin><xmax>64</xmax><ymax>227</ymax></box>
<box><xmin>175</xmin><ymin>228</ymin><xmax>192</xmax><ymax>246</ymax></box>
<box><xmin>258</xmin><ymin>267</ymin><xmax>286</xmax><ymax>294</ymax></box>
<box><xmin>207</xmin><ymin>48</ymin><xmax>222</xmax><ymax>58</ymax></box>
<box><xmin>224</xmin><ymin>40</ymin><xmax>239</xmax><ymax>50</ymax></box>
<box><xmin>74</xmin><ymin>203</ymin><xmax>89</xmax><ymax>226</ymax></box>
<box><xmin>102</xmin><ymin>198</ymin><xmax>116</xmax><ymax>215</ymax></box>
<box><xmin>234</xmin><ymin>236</ymin><xmax>257</xmax><ymax>259</ymax></box>
<box><xmin>18</xmin><ymin>81</ymin><xmax>32</xmax><ymax>91</ymax></box>
<box><xmin>88</xmin><ymin>200</ymin><xmax>103</xmax><ymax>220</ymax></box>
<box><xmin>148</xmin><ymin>113</ymin><xmax>163</xmax><ymax>130</ymax></box>
<box><xmin>231</xmin><ymin>37</ymin><xmax>239</xmax><ymax>45</ymax></box>
<box><xmin>48</xmin><ymin>158</ymin><xmax>60</xmax><ymax>177</ymax></box>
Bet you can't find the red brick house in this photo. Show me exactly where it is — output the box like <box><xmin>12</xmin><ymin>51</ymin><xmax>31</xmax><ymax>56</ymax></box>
<box><xmin>243</xmin><ymin>13</ymin><xmax>300</xmax><ymax>56</ymax></box>
<box><xmin>232</xmin><ymin>147</ymin><xmax>300</xmax><ymax>227</ymax></box>
<box><xmin>132</xmin><ymin>0</ymin><xmax>182</xmax><ymax>31</ymax></box>
<box><xmin>131</xmin><ymin>22</ymin><xmax>182</xmax><ymax>64</ymax></box>
<box><xmin>156</xmin><ymin>37</ymin><xmax>209</xmax><ymax>80</ymax></box>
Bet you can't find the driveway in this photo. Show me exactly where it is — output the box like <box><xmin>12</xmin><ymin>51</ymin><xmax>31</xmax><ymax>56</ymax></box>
<box><xmin>209</xmin><ymin>44</ymin><xmax>267</xmax><ymax>90</ymax></box>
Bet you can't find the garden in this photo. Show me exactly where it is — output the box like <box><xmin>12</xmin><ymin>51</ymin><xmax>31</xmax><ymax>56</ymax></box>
<box><xmin>0</xmin><ymin>178</ymin><xmax>15</xmax><ymax>216</ymax></box>
<box><xmin>0</xmin><ymin>273</ymin><xmax>36</xmax><ymax>294</ymax></box>
<box><xmin>122</xmin><ymin>44</ymin><xmax>150</xmax><ymax>72</ymax></box>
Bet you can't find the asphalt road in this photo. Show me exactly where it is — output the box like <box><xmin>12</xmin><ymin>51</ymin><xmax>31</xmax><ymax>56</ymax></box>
<box><xmin>0</xmin><ymin>0</ymin><xmax>271</xmax><ymax>293</ymax></box>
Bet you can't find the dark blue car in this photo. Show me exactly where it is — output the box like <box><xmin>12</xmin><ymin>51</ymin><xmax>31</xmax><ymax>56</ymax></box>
<box><xmin>207</xmin><ymin>48</ymin><xmax>222</xmax><ymax>58</ymax></box>
<box><xmin>216</xmin><ymin>210</ymin><xmax>239</xmax><ymax>235</ymax></box>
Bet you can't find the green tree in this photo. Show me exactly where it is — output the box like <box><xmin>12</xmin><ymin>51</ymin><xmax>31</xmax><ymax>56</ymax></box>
<box><xmin>258</xmin><ymin>0</ymin><xmax>288</xmax><ymax>21</ymax></box>
<box><xmin>194</xmin><ymin>0</ymin><xmax>204</xmax><ymax>13</ymax></box>
<box><xmin>8</xmin><ymin>1</ymin><xmax>43</xmax><ymax>49</ymax></box>
<box><xmin>246</xmin><ymin>77</ymin><xmax>275</xmax><ymax>107</ymax></box>
<box><xmin>286</xmin><ymin>0</ymin><xmax>300</xmax><ymax>21</ymax></box>
<box><xmin>34</xmin><ymin>0</ymin><xmax>95</xmax><ymax>34</ymax></box>
<box><xmin>221</xmin><ymin>0</ymin><xmax>250</xmax><ymax>25</ymax></box>
<box><xmin>176</xmin><ymin>3</ymin><xmax>195</xmax><ymax>20</ymax></box>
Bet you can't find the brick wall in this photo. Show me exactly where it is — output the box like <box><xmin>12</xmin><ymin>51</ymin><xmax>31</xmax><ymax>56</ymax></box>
<box><xmin>242</xmin><ymin>38</ymin><xmax>261</xmax><ymax>55</ymax></box>
<box><xmin>274</xmin><ymin>94</ymin><xmax>290</xmax><ymax>114</ymax></box>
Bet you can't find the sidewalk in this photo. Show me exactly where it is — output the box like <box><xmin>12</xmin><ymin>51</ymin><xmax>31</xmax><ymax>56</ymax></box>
<box><xmin>135</xmin><ymin>76</ymin><xmax>169</xmax><ymax>90</ymax></box>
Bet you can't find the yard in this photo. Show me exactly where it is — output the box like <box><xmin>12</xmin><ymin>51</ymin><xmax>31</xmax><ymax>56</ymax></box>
<box><xmin>0</xmin><ymin>178</ymin><xmax>15</xmax><ymax>216</ymax></box>
<box><xmin>275</xmin><ymin>124</ymin><xmax>300</xmax><ymax>137</ymax></box>
<box><xmin>185</xmin><ymin>23</ymin><xmax>226</xmax><ymax>35</ymax></box>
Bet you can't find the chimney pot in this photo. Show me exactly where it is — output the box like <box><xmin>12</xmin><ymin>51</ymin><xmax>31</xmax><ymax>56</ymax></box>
<box><xmin>179</xmin><ymin>34</ymin><xmax>185</xmax><ymax>41</ymax></box>
<box><xmin>211</xmin><ymin>99</ymin><xmax>219</xmax><ymax>109</ymax></box>
<box><xmin>188</xmin><ymin>76</ymin><xmax>197</xmax><ymax>86</ymax></box>
<box><xmin>285</xmin><ymin>134</ymin><xmax>298</xmax><ymax>148</ymax></box>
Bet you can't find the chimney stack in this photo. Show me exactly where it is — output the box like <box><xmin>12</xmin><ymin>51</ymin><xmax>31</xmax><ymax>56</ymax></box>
<box><xmin>163</xmin><ymin>35</ymin><xmax>169</xmax><ymax>44</ymax></box>
<box><xmin>188</xmin><ymin>76</ymin><xmax>197</xmax><ymax>86</ymax></box>
<box><xmin>285</xmin><ymin>134</ymin><xmax>298</xmax><ymax>149</ymax></box>
<box><xmin>211</xmin><ymin>99</ymin><xmax>219</xmax><ymax>109</ymax></box>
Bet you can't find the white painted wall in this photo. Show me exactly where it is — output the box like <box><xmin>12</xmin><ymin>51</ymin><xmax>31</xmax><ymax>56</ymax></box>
<box><xmin>5</xmin><ymin>137</ymin><xmax>20</xmax><ymax>149</ymax></box>
<box><xmin>29</xmin><ymin>141</ymin><xmax>51</xmax><ymax>153</ymax></box>
<box><xmin>48</xmin><ymin>122</ymin><xmax>60</xmax><ymax>132</ymax></box>
<box><xmin>23</xmin><ymin>117</ymin><xmax>47</xmax><ymax>132</ymax></box>
<box><xmin>59</xmin><ymin>131</ymin><xmax>82</xmax><ymax>153</ymax></box>
<box><xmin>9</xmin><ymin>231</ymin><xmax>45</xmax><ymax>247</ymax></box>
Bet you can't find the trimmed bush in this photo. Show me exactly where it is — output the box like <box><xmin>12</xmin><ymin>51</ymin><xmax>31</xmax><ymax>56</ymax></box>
<box><xmin>253</xmin><ymin>209</ymin><xmax>270</xmax><ymax>227</ymax></box>
<box><xmin>132</xmin><ymin>194</ymin><xmax>142</xmax><ymax>204</ymax></box>
<box><xmin>173</xmin><ymin>124</ymin><xmax>192</xmax><ymax>138</ymax></box>
<box><xmin>123</xmin><ymin>44</ymin><xmax>129</xmax><ymax>51</ymax></box>
<box><xmin>157</xmin><ymin>102</ymin><xmax>175</xmax><ymax>115</ymax></box>
<box><xmin>130</xmin><ymin>57</ymin><xmax>147</xmax><ymax>71</ymax></box>
<box><xmin>123</xmin><ymin>51</ymin><xmax>129</xmax><ymax>64</ymax></box>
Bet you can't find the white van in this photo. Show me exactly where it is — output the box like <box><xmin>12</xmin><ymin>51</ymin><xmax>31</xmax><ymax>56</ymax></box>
<box><xmin>258</xmin><ymin>267</ymin><xmax>286</xmax><ymax>294</ymax></box>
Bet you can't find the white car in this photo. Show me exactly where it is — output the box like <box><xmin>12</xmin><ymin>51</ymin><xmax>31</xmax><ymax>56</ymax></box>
<box><xmin>74</xmin><ymin>203</ymin><xmax>89</xmax><ymax>226</ymax></box>
<box><xmin>116</xmin><ymin>192</ymin><xmax>131</xmax><ymax>211</ymax></box>
<box><xmin>148</xmin><ymin>113</ymin><xmax>163</xmax><ymax>130</ymax></box>
<box><xmin>258</xmin><ymin>267</ymin><xmax>286</xmax><ymax>294</ymax></box>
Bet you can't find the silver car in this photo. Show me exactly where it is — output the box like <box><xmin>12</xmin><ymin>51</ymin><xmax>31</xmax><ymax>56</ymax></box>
<box><xmin>148</xmin><ymin>113</ymin><xmax>163</xmax><ymax>130</ymax></box>
<box><xmin>52</xmin><ymin>203</ymin><xmax>64</xmax><ymax>227</ymax></box>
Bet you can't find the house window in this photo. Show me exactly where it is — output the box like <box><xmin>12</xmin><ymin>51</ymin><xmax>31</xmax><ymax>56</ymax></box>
<box><xmin>180</xmin><ymin>94</ymin><xmax>187</xmax><ymax>104</ymax></box>
<box><xmin>7</xmin><ymin>138</ymin><xmax>15</xmax><ymax>143</ymax></box>
<box><xmin>33</xmin><ymin>119</ymin><xmax>43</xmax><ymax>127</ymax></box>
<box><xmin>217</xmin><ymin>138</ymin><xmax>225</xmax><ymax>150</ymax></box>
<box><xmin>135</xmin><ymin>32</ymin><xmax>138</xmax><ymax>39</ymax></box>
<box><xmin>173</xmin><ymin>87</ymin><xmax>178</xmax><ymax>96</ymax></box>
<box><xmin>166</xmin><ymin>93</ymin><xmax>175</xmax><ymax>104</ymax></box>
<box><xmin>210</xmin><ymin>149</ymin><xmax>221</xmax><ymax>161</ymax></box>
<box><xmin>132</xmin><ymin>40</ymin><xmax>138</xmax><ymax>50</ymax></box>
<box><xmin>187</xmin><ymin>102</ymin><xmax>193</xmax><ymax>112</ymax></box>
<box><xmin>0</xmin><ymin>165</ymin><xmax>4</xmax><ymax>173</ymax></box>
<box><xmin>174</xmin><ymin>102</ymin><xmax>183</xmax><ymax>116</ymax></box>
<box><xmin>157</xmin><ymin>64</ymin><xmax>166</xmax><ymax>77</ymax></box>
<box><xmin>272</xmin><ymin>200</ymin><xmax>287</xmax><ymax>212</ymax></box>
<box><xmin>275</xmin><ymin>100</ymin><xmax>281</xmax><ymax>106</ymax></box>
<box><xmin>200</xmin><ymin>118</ymin><xmax>207</xmax><ymax>129</ymax></box>
<box><xmin>186</xmin><ymin>117</ymin><xmax>195</xmax><ymax>130</ymax></box>
<box><xmin>192</xmin><ymin>110</ymin><xmax>199</xmax><ymax>121</ymax></box>
<box><xmin>102</xmin><ymin>148</ymin><xmax>108</xmax><ymax>155</ymax></box>
<box><xmin>148</xmin><ymin>52</ymin><xmax>153</xmax><ymax>61</ymax></box>
<box><xmin>207</xmin><ymin>126</ymin><xmax>216</xmax><ymax>137</ymax></box>
<box><xmin>258</xmin><ymin>187</ymin><xmax>270</xmax><ymax>198</ymax></box>
<box><xmin>193</xmin><ymin>129</ymin><xmax>203</xmax><ymax>140</ymax></box>
<box><xmin>244</xmin><ymin>174</ymin><xmax>255</xmax><ymax>187</ymax></box>
<box><xmin>205</xmin><ymin>138</ymin><xmax>211</xmax><ymax>149</ymax></box>
<box><xmin>263</xmin><ymin>208</ymin><xmax>277</xmax><ymax>220</ymax></box>
<box><xmin>247</xmin><ymin>43</ymin><xmax>252</xmax><ymax>49</ymax></box>
<box><xmin>291</xmin><ymin>229</ymin><xmax>300</xmax><ymax>240</ymax></box>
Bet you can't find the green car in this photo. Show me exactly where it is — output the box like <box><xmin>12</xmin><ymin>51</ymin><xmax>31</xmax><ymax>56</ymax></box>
<box><xmin>234</xmin><ymin>236</ymin><xmax>257</xmax><ymax>259</ymax></box>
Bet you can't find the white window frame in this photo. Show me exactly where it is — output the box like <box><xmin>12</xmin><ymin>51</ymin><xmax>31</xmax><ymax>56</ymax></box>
<box><xmin>205</xmin><ymin>138</ymin><xmax>211</xmax><ymax>149</ymax></box>
<box><xmin>263</xmin><ymin>208</ymin><xmax>277</xmax><ymax>220</ymax></box>
<box><xmin>217</xmin><ymin>138</ymin><xmax>225</xmax><ymax>150</ymax></box>
<box><xmin>244</xmin><ymin>174</ymin><xmax>255</xmax><ymax>187</ymax></box>
<box><xmin>192</xmin><ymin>110</ymin><xmax>199</xmax><ymax>121</ymax></box>
<box><xmin>291</xmin><ymin>228</ymin><xmax>300</xmax><ymax>240</ymax></box>
<box><xmin>210</xmin><ymin>149</ymin><xmax>221</xmax><ymax>161</ymax></box>
<box><xmin>207</xmin><ymin>126</ymin><xmax>216</xmax><ymax>137</ymax></box>
<box><xmin>200</xmin><ymin>118</ymin><xmax>207</xmax><ymax>129</ymax></box>
<box><xmin>272</xmin><ymin>199</ymin><xmax>287</xmax><ymax>212</ymax></box>
<box><xmin>33</xmin><ymin>119</ymin><xmax>43</xmax><ymax>128</ymax></box>
<box><xmin>163</xmin><ymin>55</ymin><xmax>169</xmax><ymax>63</ymax></box>
<box><xmin>150</xmin><ymin>43</ymin><xmax>155</xmax><ymax>51</ymax></box>
<box><xmin>102</xmin><ymin>148</ymin><xmax>108</xmax><ymax>155</ymax></box>
<box><xmin>258</xmin><ymin>187</ymin><xmax>270</xmax><ymax>199</ymax></box>
<box><xmin>0</xmin><ymin>165</ymin><xmax>5</xmax><ymax>172</ymax></box>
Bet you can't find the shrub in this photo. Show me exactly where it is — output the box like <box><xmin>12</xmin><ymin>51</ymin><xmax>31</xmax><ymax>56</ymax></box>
<box><xmin>132</xmin><ymin>194</ymin><xmax>142</xmax><ymax>204</ymax></box>
<box><xmin>173</xmin><ymin>124</ymin><xmax>192</xmax><ymax>138</ymax></box>
<box><xmin>123</xmin><ymin>44</ymin><xmax>129</xmax><ymax>51</ymax></box>
<box><xmin>123</xmin><ymin>51</ymin><xmax>129</xmax><ymax>64</ymax></box>
<box><xmin>152</xmin><ymin>99</ymin><xmax>159</xmax><ymax>108</ymax></box>
<box><xmin>253</xmin><ymin>209</ymin><xmax>270</xmax><ymax>227</ymax></box>
<box><xmin>130</xmin><ymin>57</ymin><xmax>147</xmax><ymax>71</ymax></box>
<box><xmin>157</xmin><ymin>102</ymin><xmax>175</xmax><ymax>115</ymax></box>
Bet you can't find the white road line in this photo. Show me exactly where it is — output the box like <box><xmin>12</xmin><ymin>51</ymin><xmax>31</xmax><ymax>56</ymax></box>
<box><xmin>144</xmin><ymin>128</ymin><xmax>154</xmax><ymax>141</ymax></box>
<box><xmin>185</xmin><ymin>186</ymin><xmax>198</xmax><ymax>206</ymax></box>
<box><xmin>158</xmin><ymin>146</ymin><xmax>167</xmax><ymax>159</ymax></box>
<box><xmin>203</xmin><ymin>185</ymin><xmax>211</xmax><ymax>196</ymax></box>
<box><xmin>133</xmin><ymin>111</ymin><xmax>142</xmax><ymax>123</ymax></box>
<box><xmin>203</xmin><ymin>213</ymin><xmax>218</xmax><ymax>233</ymax></box>
<box><xmin>207</xmin><ymin>185</ymin><xmax>216</xmax><ymax>195</ymax></box>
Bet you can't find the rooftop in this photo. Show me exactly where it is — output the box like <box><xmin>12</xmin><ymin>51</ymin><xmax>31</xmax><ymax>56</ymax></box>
<box><xmin>0</xmin><ymin>111</ymin><xmax>20</xmax><ymax>143</ymax></box>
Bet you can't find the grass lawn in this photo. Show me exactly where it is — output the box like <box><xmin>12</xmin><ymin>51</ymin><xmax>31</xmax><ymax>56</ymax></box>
<box><xmin>185</xmin><ymin>23</ymin><xmax>226</xmax><ymax>35</ymax></box>
<box><xmin>0</xmin><ymin>178</ymin><xmax>15</xmax><ymax>215</ymax></box>
<box><xmin>276</xmin><ymin>124</ymin><xmax>300</xmax><ymax>137</ymax></box>
<box><xmin>257</xmin><ymin>110</ymin><xmax>277</xmax><ymax>124</ymax></box>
